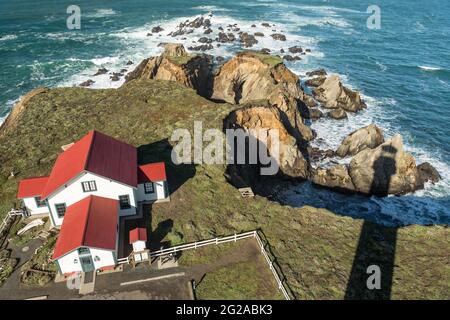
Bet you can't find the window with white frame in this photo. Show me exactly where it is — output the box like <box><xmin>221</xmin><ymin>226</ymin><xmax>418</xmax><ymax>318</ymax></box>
<box><xmin>81</xmin><ymin>180</ymin><xmax>97</xmax><ymax>192</ymax></box>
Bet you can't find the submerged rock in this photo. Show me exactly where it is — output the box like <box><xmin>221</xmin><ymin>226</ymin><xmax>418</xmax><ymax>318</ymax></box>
<box><xmin>336</xmin><ymin>124</ymin><xmax>385</xmax><ymax>157</ymax></box>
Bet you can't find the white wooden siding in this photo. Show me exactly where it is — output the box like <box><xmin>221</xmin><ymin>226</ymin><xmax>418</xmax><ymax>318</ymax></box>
<box><xmin>47</xmin><ymin>172</ymin><xmax>137</xmax><ymax>226</ymax></box>
<box><xmin>136</xmin><ymin>181</ymin><xmax>167</xmax><ymax>202</ymax></box>
<box><xmin>22</xmin><ymin>197</ymin><xmax>49</xmax><ymax>215</ymax></box>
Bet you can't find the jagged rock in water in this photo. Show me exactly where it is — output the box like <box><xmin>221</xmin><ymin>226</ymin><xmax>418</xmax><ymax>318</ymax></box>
<box><xmin>336</xmin><ymin>124</ymin><xmax>385</xmax><ymax>157</ymax></box>
<box><xmin>79</xmin><ymin>80</ymin><xmax>94</xmax><ymax>87</ymax></box>
<box><xmin>239</xmin><ymin>32</ymin><xmax>258</xmax><ymax>47</ymax></box>
<box><xmin>288</xmin><ymin>46</ymin><xmax>303</xmax><ymax>54</ymax></box>
<box><xmin>348</xmin><ymin>134</ymin><xmax>423</xmax><ymax>196</ymax></box>
<box><xmin>306</xmin><ymin>69</ymin><xmax>327</xmax><ymax>77</ymax></box>
<box><xmin>283</xmin><ymin>55</ymin><xmax>301</xmax><ymax>61</ymax></box>
<box><xmin>305</xmin><ymin>76</ymin><xmax>326</xmax><ymax>87</ymax></box>
<box><xmin>327</xmin><ymin>108</ymin><xmax>348</xmax><ymax>120</ymax></box>
<box><xmin>312</xmin><ymin>75</ymin><xmax>367</xmax><ymax>112</ymax></box>
<box><xmin>93</xmin><ymin>68</ymin><xmax>108</xmax><ymax>76</ymax></box>
<box><xmin>312</xmin><ymin>164</ymin><xmax>356</xmax><ymax>193</ymax></box>
<box><xmin>271</xmin><ymin>33</ymin><xmax>287</xmax><ymax>41</ymax></box>
<box><xmin>151</xmin><ymin>26</ymin><xmax>164</xmax><ymax>33</ymax></box>
<box><xmin>417</xmin><ymin>162</ymin><xmax>441</xmax><ymax>185</ymax></box>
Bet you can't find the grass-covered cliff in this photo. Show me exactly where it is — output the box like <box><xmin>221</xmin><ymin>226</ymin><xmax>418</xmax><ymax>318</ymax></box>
<box><xmin>0</xmin><ymin>79</ymin><xmax>448</xmax><ymax>299</ymax></box>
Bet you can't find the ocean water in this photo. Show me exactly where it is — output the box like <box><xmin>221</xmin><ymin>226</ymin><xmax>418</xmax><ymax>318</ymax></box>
<box><xmin>0</xmin><ymin>0</ymin><xmax>449</xmax><ymax>226</ymax></box>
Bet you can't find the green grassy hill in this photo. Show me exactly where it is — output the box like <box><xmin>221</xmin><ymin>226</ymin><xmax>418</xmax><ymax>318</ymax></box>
<box><xmin>0</xmin><ymin>79</ymin><xmax>448</xmax><ymax>299</ymax></box>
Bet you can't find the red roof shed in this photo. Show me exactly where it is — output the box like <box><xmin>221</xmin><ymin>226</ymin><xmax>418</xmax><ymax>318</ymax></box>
<box><xmin>129</xmin><ymin>227</ymin><xmax>147</xmax><ymax>244</ymax></box>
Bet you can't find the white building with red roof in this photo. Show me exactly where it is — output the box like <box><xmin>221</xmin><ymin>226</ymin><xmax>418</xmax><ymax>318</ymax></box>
<box><xmin>16</xmin><ymin>130</ymin><xmax>169</xmax><ymax>275</ymax></box>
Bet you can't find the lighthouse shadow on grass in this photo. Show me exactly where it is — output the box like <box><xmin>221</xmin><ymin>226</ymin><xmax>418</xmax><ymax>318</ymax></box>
<box><xmin>345</xmin><ymin>146</ymin><xmax>399</xmax><ymax>300</ymax></box>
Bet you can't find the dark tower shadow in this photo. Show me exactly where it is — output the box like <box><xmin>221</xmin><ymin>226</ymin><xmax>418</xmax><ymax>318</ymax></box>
<box><xmin>345</xmin><ymin>145</ymin><xmax>399</xmax><ymax>300</ymax></box>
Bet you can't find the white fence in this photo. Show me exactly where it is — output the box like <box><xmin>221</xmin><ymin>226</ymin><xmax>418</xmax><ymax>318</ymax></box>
<box><xmin>118</xmin><ymin>230</ymin><xmax>292</xmax><ymax>300</ymax></box>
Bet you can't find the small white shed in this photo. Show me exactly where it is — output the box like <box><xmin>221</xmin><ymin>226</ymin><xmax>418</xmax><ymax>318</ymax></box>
<box><xmin>129</xmin><ymin>227</ymin><xmax>149</xmax><ymax>262</ymax></box>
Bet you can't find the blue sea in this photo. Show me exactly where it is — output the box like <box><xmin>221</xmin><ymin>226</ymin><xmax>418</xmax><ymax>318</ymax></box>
<box><xmin>1</xmin><ymin>0</ymin><xmax>449</xmax><ymax>226</ymax></box>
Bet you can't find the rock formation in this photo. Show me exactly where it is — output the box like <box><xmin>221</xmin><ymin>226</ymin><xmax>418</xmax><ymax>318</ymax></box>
<box><xmin>211</xmin><ymin>51</ymin><xmax>313</xmax><ymax>142</ymax></box>
<box><xmin>348</xmin><ymin>134</ymin><xmax>422</xmax><ymax>196</ymax></box>
<box><xmin>417</xmin><ymin>162</ymin><xmax>441</xmax><ymax>185</ymax></box>
<box><xmin>125</xmin><ymin>43</ymin><xmax>213</xmax><ymax>97</ymax></box>
<box><xmin>312</xmin><ymin>165</ymin><xmax>355</xmax><ymax>193</ymax></box>
<box><xmin>224</xmin><ymin>106</ymin><xmax>309</xmax><ymax>179</ymax></box>
<box><xmin>336</xmin><ymin>124</ymin><xmax>385</xmax><ymax>157</ymax></box>
<box><xmin>311</xmin><ymin>75</ymin><xmax>367</xmax><ymax>112</ymax></box>
<box><xmin>327</xmin><ymin>108</ymin><xmax>347</xmax><ymax>120</ymax></box>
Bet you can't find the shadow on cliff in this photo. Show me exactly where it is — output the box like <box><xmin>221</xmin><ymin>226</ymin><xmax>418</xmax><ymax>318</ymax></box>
<box><xmin>345</xmin><ymin>146</ymin><xmax>398</xmax><ymax>300</ymax></box>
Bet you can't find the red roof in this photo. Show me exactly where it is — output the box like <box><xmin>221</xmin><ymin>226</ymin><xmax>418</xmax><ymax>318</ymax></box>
<box><xmin>138</xmin><ymin>162</ymin><xmax>167</xmax><ymax>183</ymax></box>
<box><xmin>129</xmin><ymin>227</ymin><xmax>147</xmax><ymax>244</ymax></box>
<box><xmin>52</xmin><ymin>196</ymin><xmax>118</xmax><ymax>260</ymax></box>
<box><xmin>41</xmin><ymin>130</ymin><xmax>137</xmax><ymax>199</ymax></box>
<box><xmin>17</xmin><ymin>176</ymin><xmax>49</xmax><ymax>198</ymax></box>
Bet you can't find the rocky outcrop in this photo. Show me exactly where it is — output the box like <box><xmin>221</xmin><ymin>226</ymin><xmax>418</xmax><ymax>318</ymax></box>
<box><xmin>348</xmin><ymin>134</ymin><xmax>422</xmax><ymax>196</ymax></box>
<box><xmin>327</xmin><ymin>108</ymin><xmax>347</xmax><ymax>120</ymax></box>
<box><xmin>125</xmin><ymin>43</ymin><xmax>213</xmax><ymax>97</ymax></box>
<box><xmin>336</xmin><ymin>124</ymin><xmax>385</xmax><ymax>157</ymax></box>
<box><xmin>312</xmin><ymin>75</ymin><xmax>367</xmax><ymax>112</ymax></box>
<box><xmin>312</xmin><ymin>165</ymin><xmax>355</xmax><ymax>193</ymax></box>
<box><xmin>306</xmin><ymin>69</ymin><xmax>327</xmax><ymax>77</ymax></box>
<box><xmin>417</xmin><ymin>162</ymin><xmax>441</xmax><ymax>185</ymax></box>
<box><xmin>224</xmin><ymin>106</ymin><xmax>309</xmax><ymax>179</ymax></box>
<box><xmin>211</xmin><ymin>51</ymin><xmax>313</xmax><ymax>143</ymax></box>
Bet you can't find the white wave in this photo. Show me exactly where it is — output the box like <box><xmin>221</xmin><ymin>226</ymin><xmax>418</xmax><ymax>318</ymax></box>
<box><xmin>419</xmin><ymin>65</ymin><xmax>441</xmax><ymax>71</ymax></box>
<box><xmin>376</xmin><ymin>61</ymin><xmax>387</xmax><ymax>72</ymax></box>
<box><xmin>192</xmin><ymin>5</ymin><xmax>232</xmax><ymax>12</ymax></box>
<box><xmin>0</xmin><ymin>34</ymin><xmax>17</xmax><ymax>41</ymax></box>
<box><xmin>86</xmin><ymin>9</ymin><xmax>120</xmax><ymax>18</ymax></box>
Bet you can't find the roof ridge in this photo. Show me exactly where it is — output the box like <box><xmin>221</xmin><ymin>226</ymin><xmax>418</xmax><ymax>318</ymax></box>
<box><xmin>81</xmin><ymin>195</ymin><xmax>94</xmax><ymax>247</ymax></box>
<box><xmin>83</xmin><ymin>130</ymin><xmax>97</xmax><ymax>171</ymax></box>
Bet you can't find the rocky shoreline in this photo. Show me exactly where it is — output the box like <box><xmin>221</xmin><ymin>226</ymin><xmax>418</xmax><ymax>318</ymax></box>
<box><xmin>114</xmin><ymin>43</ymin><xmax>441</xmax><ymax>198</ymax></box>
